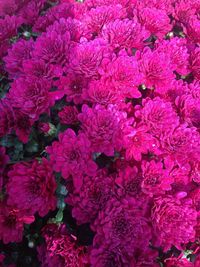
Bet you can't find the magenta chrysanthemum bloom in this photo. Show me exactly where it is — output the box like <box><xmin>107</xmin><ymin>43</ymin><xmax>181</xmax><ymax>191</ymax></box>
<box><xmin>135</xmin><ymin>97</ymin><xmax>179</xmax><ymax>137</ymax></box>
<box><xmin>38</xmin><ymin>224</ymin><xmax>89</xmax><ymax>267</ymax></box>
<box><xmin>90</xmin><ymin>244</ymin><xmax>135</xmax><ymax>267</ymax></box>
<box><xmin>69</xmin><ymin>38</ymin><xmax>111</xmax><ymax>79</ymax></box>
<box><xmin>136</xmin><ymin>47</ymin><xmax>175</xmax><ymax>91</ymax></box>
<box><xmin>93</xmin><ymin>196</ymin><xmax>151</xmax><ymax>252</ymax></box>
<box><xmin>58</xmin><ymin>106</ymin><xmax>78</xmax><ymax>125</ymax></box>
<box><xmin>83</xmin><ymin>78</ymin><xmax>122</xmax><ymax>105</ymax></box>
<box><xmin>58</xmin><ymin>74</ymin><xmax>88</xmax><ymax>104</ymax></box>
<box><xmin>176</xmin><ymin>94</ymin><xmax>200</xmax><ymax>128</ymax></box>
<box><xmin>161</xmin><ymin>124</ymin><xmax>200</xmax><ymax>163</ymax></box>
<box><xmin>33</xmin><ymin>3</ymin><xmax>74</xmax><ymax>33</ymax></box>
<box><xmin>165</xmin><ymin>257</ymin><xmax>194</xmax><ymax>267</ymax></box>
<box><xmin>0</xmin><ymin>0</ymin><xmax>17</xmax><ymax>16</ymax></box>
<box><xmin>173</xmin><ymin>0</ymin><xmax>196</xmax><ymax>24</ymax></box>
<box><xmin>151</xmin><ymin>196</ymin><xmax>197</xmax><ymax>251</ymax></box>
<box><xmin>0</xmin><ymin>204</ymin><xmax>34</xmax><ymax>244</ymax></box>
<box><xmin>4</xmin><ymin>39</ymin><xmax>34</xmax><ymax>79</ymax></box>
<box><xmin>82</xmin><ymin>4</ymin><xmax>127</xmax><ymax>36</ymax></box>
<box><xmin>186</xmin><ymin>16</ymin><xmax>200</xmax><ymax>45</ymax></box>
<box><xmin>124</xmin><ymin>125</ymin><xmax>157</xmax><ymax>161</ymax></box>
<box><xmin>78</xmin><ymin>104</ymin><xmax>129</xmax><ymax>156</ymax></box>
<box><xmin>101</xmin><ymin>19</ymin><xmax>149</xmax><ymax>51</ymax></box>
<box><xmin>0</xmin><ymin>99</ymin><xmax>15</xmax><ymax>138</ymax></box>
<box><xmin>115</xmin><ymin>166</ymin><xmax>142</xmax><ymax>197</ymax></box>
<box><xmin>156</xmin><ymin>37</ymin><xmax>190</xmax><ymax>76</ymax></box>
<box><xmin>190</xmin><ymin>47</ymin><xmax>200</xmax><ymax>81</ymax></box>
<box><xmin>46</xmin><ymin>129</ymin><xmax>97</xmax><ymax>181</ymax></box>
<box><xmin>136</xmin><ymin>7</ymin><xmax>172</xmax><ymax>39</ymax></box>
<box><xmin>102</xmin><ymin>54</ymin><xmax>142</xmax><ymax>98</ymax></box>
<box><xmin>32</xmin><ymin>29</ymin><xmax>71</xmax><ymax>75</ymax></box>
<box><xmin>136</xmin><ymin>0</ymin><xmax>173</xmax><ymax>14</ymax></box>
<box><xmin>67</xmin><ymin>170</ymin><xmax>115</xmax><ymax>224</ymax></box>
<box><xmin>141</xmin><ymin>160</ymin><xmax>173</xmax><ymax>196</ymax></box>
<box><xmin>8</xmin><ymin>77</ymin><xmax>51</xmax><ymax>120</ymax></box>
<box><xmin>7</xmin><ymin>158</ymin><xmax>57</xmax><ymax>217</ymax></box>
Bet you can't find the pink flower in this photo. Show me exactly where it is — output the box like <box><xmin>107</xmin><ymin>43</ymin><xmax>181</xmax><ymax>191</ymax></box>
<box><xmin>67</xmin><ymin>170</ymin><xmax>115</xmax><ymax>224</ymax></box>
<box><xmin>161</xmin><ymin>124</ymin><xmax>200</xmax><ymax>164</ymax></box>
<box><xmin>136</xmin><ymin>97</ymin><xmax>179</xmax><ymax>137</ymax></box>
<box><xmin>115</xmin><ymin>166</ymin><xmax>142</xmax><ymax>197</ymax></box>
<box><xmin>8</xmin><ymin>77</ymin><xmax>51</xmax><ymax>120</ymax></box>
<box><xmin>69</xmin><ymin>38</ymin><xmax>111</xmax><ymax>79</ymax></box>
<box><xmin>136</xmin><ymin>7</ymin><xmax>172</xmax><ymax>39</ymax></box>
<box><xmin>58</xmin><ymin>74</ymin><xmax>88</xmax><ymax>104</ymax></box>
<box><xmin>4</xmin><ymin>39</ymin><xmax>34</xmax><ymax>79</ymax></box>
<box><xmin>90</xmin><ymin>244</ymin><xmax>135</xmax><ymax>267</ymax></box>
<box><xmin>93</xmin><ymin>196</ymin><xmax>151</xmax><ymax>253</ymax></box>
<box><xmin>124</xmin><ymin>125</ymin><xmax>157</xmax><ymax>161</ymax></box>
<box><xmin>186</xmin><ymin>16</ymin><xmax>200</xmax><ymax>45</ymax></box>
<box><xmin>33</xmin><ymin>3</ymin><xmax>74</xmax><ymax>33</ymax></box>
<box><xmin>156</xmin><ymin>37</ymin><xmax>190</xmax><ymax>76</ymax></box>
<box><xmin>7</xmin><ymin>158</ymin><xmax>57</xmax><ymax>217</ymax></box>
<box><xmin>151</xmin><ymin>196</ymin><xmax>197</xmax><ymax>251</ymax></box>
<box><xmin>0</xmin><ymin>203</ymin><xmax>34</xmax><ymax>244</ymax></box>
<box><xmin>83</xmin><ymin>78</ymin><xmax>122</xmax><ymax>105</ymax></box>
<box><xmin>173</xmin><ymin>0</ymin><xmax>196</xmax><ymax>24</ymax></box>
<box><xmin>165</xmin><ymin>257</ymin><xmax>194</xmax><ymax>267</ymax></box>
<box><xmin>190</xmin><ymin>47</ymin><xmax>200</xmax><ymax>80</ymax></box>
<box><xmin>102</xmin><ymin>54</ymin><xmax>142</xmax><ymax>98</ymax></box>
<box><xmin>78</xmin><ymin>104</ymin><xmax>130</xmax><ymax>156</ymax></box>
<box><xmin>32</xmin><ymin>29</ymin><xmax>71</xmax><ymax>75</ymax></box>
<box><xmin>38</xmin><ymin>224</ymin><xmax>89</xmax><ymax>267</ymax></box>
<box><xmin>13</xmin><ymin>112</ymin><xmax>33</xmax><ymax>143</ymax></box>
<box><xmin>101</xmin><ymin>19</ymin><xmax>150</xmax><ymax>51</ymax></box>
<box><xmin>58</xmin><ymin>106</ymin><xmax>78</xmax><ymax>125</ymax></box>
<box><xmin>141</xmin><ymin>160</ymin><xmax>173</xmax><ymax>196</ymax></box>
<box><xmin>82</xmin><ymin>4</ymin><xmax>127</xmax><ymax>36</ymax></box>
<box><xmin>46</xmin><ymin>129</ymin><xmax>97</xmax><ymax>181</ymax></box>
<box><xmin>0</xmin><ymin>0</ymin><xmax>17</xmax><ymax>16</ymax></box>
<box><xmin>136</xmin><ymin>47</ymin><xmax>175</xmax><ymax>91</ymax></box>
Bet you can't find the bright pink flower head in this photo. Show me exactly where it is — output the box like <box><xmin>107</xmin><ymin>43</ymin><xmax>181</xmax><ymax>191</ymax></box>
<box><xmin>176</xmin><ymin>94</ymin><xmax>200</xmax><ymax>128</ymax></box>
<box><xmin>8</xmin><ymin>77</ymin><xmax>51</xmax><ymax>120</ymax></box>
<box><xmin>93</xmin><ymin>196</ymin><xmax>151</xmax><ymax>252</ymax></box>
<box><xmin>17</xmin><ymin>0</ymin><xmax>45</xmax><ymax>25</ymax></box>
<box><xmin>141</xmin><ymin>160</ymin><xmax>173</xmax><ymax>196</ymax></box>
<box><xmin>0</xmin><ymin>0</ymin><xmax>17</xmax><ymax>16</ymax></box>
<box><xmin>83</xmin><ymin>78</ymin><xmax>123</xmax><ymax>105</ymax></box>
<box><xmin>38</xmin><ymin>224</ymin><xmax>89</xmax><ymax>267</ymax></box>
<box><xmin>58</xmin><ymin>106</ymin><xmax>78</xmax><ymax>125</ymax></box>
<box><xmin>0</xmin><ymin>99</ymin><xmax>15</xmax><ymax>138</ymax></box>
<box><xmin>0</xmin><ymin>15</ymin><xmax>21</xmax><ymax>42</ymax></box>
<box><xmin>101</xmin><ymin>19</ymin><xmax>150</xmax><ymax>51</ymax></box>
<box><xmin>156</xmin><ymin>37</ymin><xmax>190</xmax><ymax>76</ymax></box>
<box><xmin>33</xmin><ymin>30</ymin><xmax>71</xmax><ymax>75</ymax></box>
<box><xmin>136</xmin><ymin>0</ymin><xmax>173</xmax><ymax>15</ymax></box>
<box><xmin>103</xmin><ymin>54</ymin><xmax>142</xmax><ymax>98</ymax></box>
<box><xmin>151</xmin><ymin>196</ymin><xmax>197</xmax><ymax>251</ymax></box>
<box><xmin>186</xmin><ymin>16</ymin><xmax>200</xmax><ymax>45</ymax></box>
<box><xmin>136</xmin><ymin>47</ymin><xmax>175</xmax><ymax>91</ymax></box>
<box><xmin>161</xmin><ymin>124</ymin><xmax>200</xmax><ymax>164</ymax></box>
<box><xmin>90</xmin><ymin>243</ymin><xmax>135</xmax><ymax>267</ymax></box>
<box><xmin>82</xmin><ymin>4</ymin><xmax>127</xmax><ymax>36</ymax></box>
<box><xmin>136</xmin><ymin>97</ymin><xmax>179</xmax><ymax>137</ymax></box>
<box><xmin>58</xmin><ymin>74</ymin><xmax>88</xmax><ymax>104</ymax></box>
<box><xmin>33</xmin><ymin>3</ymin><xmax>74</xmax><ymax>33</ymax></box>
<box><xmin>173</xmin><ymin>0</ymin><xmax>196</xmax><ymax>24</ymax></box>
<box><xmin>4</xmin><ymin>39</ymin><xmax>34</xmax><ymax>79</ymax></box>
<box><xmin>67</xmin><ymin>170</ymin><xmax>115</xmax><ymax>224</ymax></box>
<box><xmin>7</xmin><ymin>158</ymin><xmax>57</xmax><ymax>217</ymax></box>
<box><xmin>46</xmin><ymin>129</ymin><xmax>97</xmax><ymax>181</ymax></box>
<box><xmin>136</xmin><ymin>7</ymin><xmax>171</xmax><ymax>39</ymax></box>
<box><xmin>190</xmin><ymin>47</ymin><xmax>200</xmax><ymax>81</ymax></box>
<box><xmin>115</xmin><ymin>166</ymin><xmax>142</xmax><ymax>197</ymax></box>
<box><xmin>69</xmin><ymin>38</ymin><xmax>111</xmax><ymax>79</ymax></box>
<box><xmin>124</xmin><ymin>125</ymin><xmax>157</xmax><ymax>161</ymax></box>
<box><xmin>0</xmin><ymin>204</ymin><xmax>34</xmax><ymax>244</ymax></box>
<box><xmin>78</xmin><ymin>104</ymin><xmax>129</xmax><ymax>156</ymax></box>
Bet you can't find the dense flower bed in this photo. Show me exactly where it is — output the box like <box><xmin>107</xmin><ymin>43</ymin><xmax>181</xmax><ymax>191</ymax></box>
<box><xmin>1</xmin><ymin>0</ymin><xmax>200</xmax><ymax>266</ymax></box>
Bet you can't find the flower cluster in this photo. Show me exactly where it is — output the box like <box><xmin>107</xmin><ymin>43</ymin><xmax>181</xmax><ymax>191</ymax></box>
<box><xmin>1</xmin><ymin>0</ymin><xmax>200</xmax><ymax>266</ymax></box>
